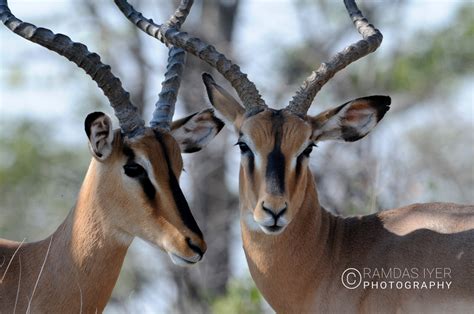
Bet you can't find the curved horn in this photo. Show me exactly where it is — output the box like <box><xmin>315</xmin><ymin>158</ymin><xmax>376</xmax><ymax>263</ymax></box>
<box><xmin>114</xmin><ymin>0</ymin><xmax>267</xmax><ymax>111</ymax></box>
<box><xmin>150</xmin><ymin>0</ymin><xmax>193</xmax><ymax>130</ymax></box>
<box><xmin>0</xmin><ymin>0</ymin><xmax>145</xmax><ymax>136</ymax></box>
<box><xmin>286</xmin><ymin>0</ymin><xmax>383</xmax><ymax>115</ymax></box>
<box><xmin>166</xmin><ymin>0</ymin><xmax>193</xmax><ymax>29</ymax></box>
<box><xmin>151</xmin><ymin>47</ymin><xmax>186</xmax><ymax>130</ymax></box>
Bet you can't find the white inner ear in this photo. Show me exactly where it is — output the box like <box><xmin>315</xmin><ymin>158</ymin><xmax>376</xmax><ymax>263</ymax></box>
<box><xmin>344</xmin><ymin>108</ymin><xmax>376</xmax><ymax>136</ymax></box>
<box><xmin>171</xmin><ymin>111</ymin><xmax>221</xmax><ymax>153</ymax></box>
<box><xmin>313</xmin><ymin>104</ymin><xmax>379</xmax><ymax>142</ymax></box>
<box><xmin>313</xmin><ymin>105</ymin><xmax>351</xmax><ymax>142</ymax></box>
<box><xmin>179</xmin><ymin>121</ymin><xmax>212</xmax><ymax>144</ymax></box>
<box><xmin>89</xmin><ymin>115</ymin><xmax>114</xmax><ymax>160</ymax></box>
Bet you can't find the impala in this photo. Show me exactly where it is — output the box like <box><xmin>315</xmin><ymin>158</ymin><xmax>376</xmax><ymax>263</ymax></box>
<box><xmin>116</xmin><ymin>0</ymin><xmax>474</xmax><ymax>312</ymax></box>
<box><xmin>0</xmin><ymin>1</ymin><xmax>223</xmax><ymax>312</ymax></box>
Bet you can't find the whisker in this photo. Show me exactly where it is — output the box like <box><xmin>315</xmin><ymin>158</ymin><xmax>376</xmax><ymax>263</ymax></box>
<box><xmin>26</xmin><ymin>236</ymin><xmax>53</xmax><ymax>314</ymax></box>
<box><xmin>0</xmin><ymin>238</ymin><xmax>26</xmax><ymax>283</ymax></box>
<box><xmin>13</xmin><ymin>255</ymin><xmax>21</xmax><ymax>314</ymax></box>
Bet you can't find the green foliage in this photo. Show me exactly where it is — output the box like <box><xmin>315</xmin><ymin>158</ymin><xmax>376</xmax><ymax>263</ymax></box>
<box><xmin>0</xmin><ymin>119</ymin><xmax>88</xmax><ymax>239</ymax></box>
<box><xmin>281</xmin><ymin>43</ymin><xmax>321</xmax><ymax>85</ymax></box>
<box><xmin>406</xmin><ymin>116</ymin><xmax>474</xmax><ymax>203</ymax></box>
<box><xmin>388</xmin><ymin>4</ymin><xmax>474</xmax><ymax>95</ymax></box>
<box><xmin>280</xmin><ymin>3</ymin><xmax>474</xmax><ymax>99</ymax></box>
<box><xmin>211</xmin><ymin>278</ymin><xmax>264</xmax><ymax>314</ymax></box>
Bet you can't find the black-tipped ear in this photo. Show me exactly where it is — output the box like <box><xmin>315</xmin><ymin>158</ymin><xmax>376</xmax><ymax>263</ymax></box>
<box><xmin>85</xmin><ymin>112</ymin><xmax>114</xmax><ymax>161</ymax></box>
<box><xmin>363</xmin><ymin>95</ymin><xmax>391</xmax><ymax>122</ymax></box>
<box><xmin>310</xmin><ymin>95</ymin><xmax>391</xmax><ymax>143</ymax></box>
<box><xmin>202</xmin><ymin>73</ymin><xmax>245</xmax><ymax>124</ymax></box>
<box><xmin>171</xmin><ymin>108</ymin><xmax>224</xmax><ymax>153</ymax></box>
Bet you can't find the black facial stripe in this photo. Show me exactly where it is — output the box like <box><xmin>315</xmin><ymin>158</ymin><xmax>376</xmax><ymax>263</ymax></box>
<box><xmin>248</xmin><ymin>154</ymin><xmax>255</xmax><ymax>176</ymax></box>
<box><xmin>154</xmin><ymin>132</ymin><xmax>203</xmax><ymax>237</ymax></box>
<box><xmin>266</xmin><ymin>147</ymin><xmax>285</xmax><ymax>195</ymax></box>
<box><xmin>123</xmin><ymin>145</ymin><xmax>157</xmax><ymax>202</ymax></box>
<box><xmin>265</xmin><ymin>110</ymin><xmax>285</xmax><ymax>195</ymax></box>
<box><xmin>137</xmin><ymin>174</ymin><xmax>156</xmax><ymax>201</ymax></box>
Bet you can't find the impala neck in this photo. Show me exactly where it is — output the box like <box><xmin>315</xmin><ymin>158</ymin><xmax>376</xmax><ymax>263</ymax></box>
<box><xmin>37</xmin><ymin>160</ymin><xmax>132</xmax><ymax>312</ymax></box>
<box><xmin>241</xmin><ymin>170</ymin><xmax>344</xmax><ymax>312</ymax></box>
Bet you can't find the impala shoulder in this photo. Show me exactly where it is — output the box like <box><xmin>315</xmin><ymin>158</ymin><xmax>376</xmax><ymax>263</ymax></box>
<box><xmin>0</xmin><ymin>238</ymin><xmax>20</xmax><ymax>247</ymax></box>
<box><xmin>378</xmin><ymin>203</ymin><xmax>474</xmax><ymax>236</ymax></box>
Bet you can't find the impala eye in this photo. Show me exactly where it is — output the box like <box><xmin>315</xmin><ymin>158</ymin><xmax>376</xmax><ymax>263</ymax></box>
<box><xmin>123</xmin><ymin>163</ymin><xmax>146</xmax><ymax>178</ymax></box>
<box><xmin>235</xmin><ymin>142</ymin><xmax>251</xmax><ymax>154</ymax></box>
<box><xmin>301</xmin><ymin>144</ymin><xmax>316</xmax><ymax>157</ymax></box>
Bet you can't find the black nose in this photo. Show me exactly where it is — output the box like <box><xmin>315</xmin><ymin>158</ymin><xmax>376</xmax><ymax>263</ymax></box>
<box><xmin>186</xmin><ymin>237</ymin><xmax>204</xmax><ymax>258</ymax></box>
<box><xmin>262</xmin><ymin>203</ymin><xmax>287</xmax><ymax>221</ymax></box>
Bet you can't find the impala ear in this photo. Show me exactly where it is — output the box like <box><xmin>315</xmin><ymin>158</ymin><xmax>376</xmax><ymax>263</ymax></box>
<box><xmin>171</xmin><ymin>108</ymin><xmax>224</xmax><ymax>153</ymax></box>
<box><xmin>85</xmin><ymin>112</ymin><xmax>114</xmax><ymax>161</ymax></box>
<box><xmin>202</xmin><ymin>73</ymin><xmax>245</xmax><ymax>125</ymax></box>
<box><xmin>310</xmin><ymin>96</ymin><xmax>391</xmax><ymax>142</ymax></box>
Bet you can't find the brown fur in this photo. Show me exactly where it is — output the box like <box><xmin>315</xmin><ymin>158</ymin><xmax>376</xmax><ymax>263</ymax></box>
<box><xmin>203</xmin><ymin>80</ymin><xmax>474</xmax><ymax>313</ymax></box>
<box><xmin>238</xmin><ymin>111</ymin><xmax>474</xmax><ymax>313</ymax></box>
<box><xmin>0</xmin><ymin>128</ymin><xmax>206</xmax><ymax>313</ymax></box>
<box><xmin>242</xmin><ymin>176</ymin><xmax>474</xmax><ymax>313</ymax></box>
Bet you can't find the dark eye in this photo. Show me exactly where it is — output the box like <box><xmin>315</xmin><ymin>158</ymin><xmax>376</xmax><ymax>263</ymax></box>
<box><xmin>236</xmin><ymin>142</ymin><xmax>251</xmax><ymax>154</ymax></box>
<box><xmin>301</xmin><ymin>144</ymin><xmax>316</xmax><ymax>157</ymax></box>
<box><xmin>123</xmin><ymin>163</ymin><xmax>146</xmax><ymax>178</ymax></box>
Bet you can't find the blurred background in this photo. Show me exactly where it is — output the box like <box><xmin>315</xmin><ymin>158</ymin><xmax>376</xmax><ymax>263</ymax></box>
<box><xmin>0</xmin><ymin>0</ymin><xmax>472</xmax><ymax>313</ymax></box>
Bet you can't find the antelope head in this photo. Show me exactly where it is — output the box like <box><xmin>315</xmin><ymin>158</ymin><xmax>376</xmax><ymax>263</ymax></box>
<box><xmin>1</xmin><ymin>0</ymin><xmax>223</xmax><ymax>265</ymax></box>
<box><xmin>114</xmin><ymin>0</ymin><xmax>389</xmax><ymax>235</ymax></box>
<box><xmin>203</xmin><ymin>77</ymin><xmax>389</xmax><ymax>234</ymax></box>
<box><xmin>83</xmin><ymin>108</ymin><xmax>222</xmax><ymax>265</ymax></box>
